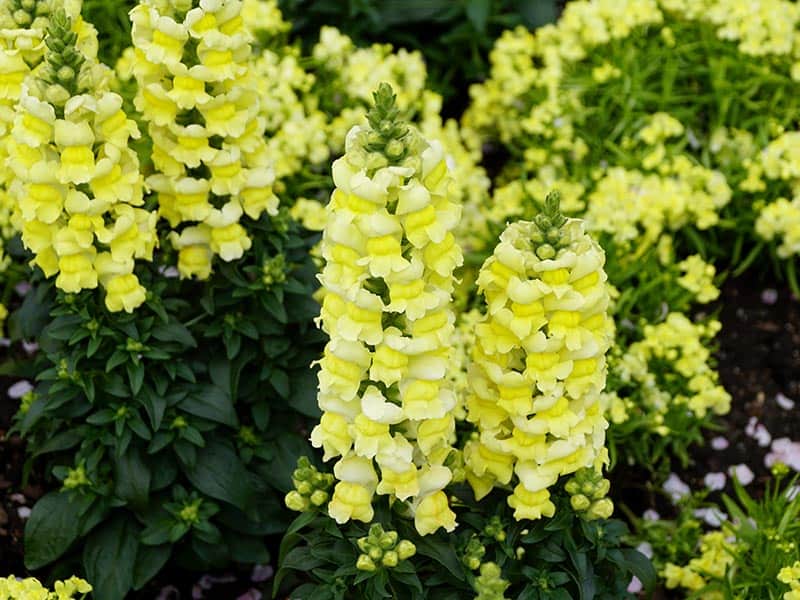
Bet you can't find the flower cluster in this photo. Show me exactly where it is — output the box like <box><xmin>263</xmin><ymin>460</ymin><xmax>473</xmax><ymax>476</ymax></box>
<box><xmin>584</xmin><ymin>162</ymin><xmax>731</xmax><ymax>251</ymax></box>
<box><xmin>8</xmin><ymin>9</ymin><xmax>155</xmax><ymax>311</ymax></box>
<box><xmin>676</xmin><ymin>255</ymin><xmax>719</xmax><ymax>304</ymax></box>
<box><xmin>663</xmin><ymin>531</ymin><xmax>734</xmax><ymax>595</ymax></box>
<box><xmin>130</xmin><ymin>0</ymin><xmax>278</xmax><ymax>279</ymax></box>
<box><xmin>615</xmin><ymin>314</ymin><xmax>730</xmax><ymax>421</ymax></box>
<box><xmin>311</xmin><ymin>83</ymin><xmax>463</xmax><ymax>535</ymax></box>
<box><xmin>0</xmin><ymin>575</ymin><xmax>91</xmax><ymax>600</ymax></box>
<box><xmin>354</xmin><ymin>523</ymin><xmax>416</xmax><ymax>571</ymax></box>
<box><xmin>465</xmin><ymin>192</ymin><xmax>613</xmax><ymax>521</ymax></box>
<box><xmin>779</xmin><ymin>561</ymin><xmax>800</xmax><ymax>600</ymax></box>
<box><xmin>284</xmin><ymin>456</ymin><xmax>335</xmax><ymax>512</ymax></box>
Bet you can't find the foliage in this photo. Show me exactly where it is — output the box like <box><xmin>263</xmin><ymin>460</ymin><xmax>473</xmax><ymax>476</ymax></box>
<box><xmin>635</xmin><ymin>471</ymin><xmax>800</xmax><ymax>599</ymax></box>
<box><xmin>276</xmin><ymin>482</ymin><xmax>655</xmax><ymax>599</ymax></box>
<box><xmin>278</xmin><ymin>0</ymin><xmax>560</xmax><ymax>114</ymax></box>
<box><xmin>10</xmin><ymin>214</ymin><xmax>323</xmax><ymax>600</ymax></box>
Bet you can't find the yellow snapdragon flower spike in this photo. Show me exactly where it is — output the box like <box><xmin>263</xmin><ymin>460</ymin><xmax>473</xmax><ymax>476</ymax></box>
<box><xmin>131</xmin><ymin>0</ymin><xmax>278</xmax><ymax>277</ymax></box>
<box><xmin>0</xmin><ymin>0</ymin><xmax>100</xmax><ymax>277</ymax></box>
<box><xmin>9</xmin><ymin>9</ymin><xmax>154</xmax><ymax>312</ymax></box>
<box><xmin>466</xmin><ymin>192</ymin><xmax>613</xmax><ymax>521</ymax></box>
<box><xmin>311</xmin><ymin>83</ymin><xmax>463</xmax><ymax>535</ymax></box>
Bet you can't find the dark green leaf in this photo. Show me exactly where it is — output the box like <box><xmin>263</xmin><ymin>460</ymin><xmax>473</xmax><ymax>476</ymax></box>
<box><xmin>24</xmin><ymin>491</ymin><xmax>86</xmax><ymax>569</ymax></box>
<box><xmin>185</xmin><ymin>439</ymin><xmax>255</xmax><ymax>512</ymax></box>
<box><xmin>114</xmin><ymin>446</ymin><xmax>151</xmax><ymax>509</ymax></box>
<box><xmin>151</xmin><ymin>322</ymin><xmax>197</xmax><ymax>348</ymax></box>
<box><xmin>83</xmin><ymin>513</ymin><xmax>139</xmax><ymax>600</ymax></box>
<box><xmin>178</xmin><ymin>386</ymin><xmax>238</xmax><ymax>427</ymax></box>
<box><xmin>132</xmin><ymin>544</ymin><xmax>171</xmax><ymax>590</ymax></box>
<box><xmin>465</xmin><ymin>0</ymin><xmax>490</xmax><ymax>32</ymax></box>
<box><xmin>127</xmin><ymin>361</ymin><xmax>145</xmax><ymax>396</ymax></box>
<box><xmin>31</xmin><ymin>428</ymin><xmax>85</xmax><ymax>457</ymax></box>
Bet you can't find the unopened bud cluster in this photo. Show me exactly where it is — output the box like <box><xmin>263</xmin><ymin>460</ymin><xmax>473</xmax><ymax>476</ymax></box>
<box><xmin>473</xmin><ymin>562</ymin><xmax>510</xmax><ymax>600</ymax></box>
<box><xmin>564</xmin><ymin>467</ymin><xmax>613</xmax><ymax>520</ymax></box>
<box><xmin>284</xmin><ymin>456</ymin><xmax>335</xmax><ymax>512</ymax></box>
<box><xmin>355</xmin><ymin>523</ymin><xmax>416</xmax><ymax>572</ymax></box>
<box><xmin>462</xmin><ymin>535</ymin><xmax>486</xmax><ymax>571</ymax></box>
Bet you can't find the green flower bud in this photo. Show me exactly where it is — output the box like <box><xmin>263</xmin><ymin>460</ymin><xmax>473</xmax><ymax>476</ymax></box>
<box><xmin>309</xmin><ymin>490</ymin><xmax>329</xmax><ymax>506</ymax></box>
<box><xmin>381</xmin><ymin>551</ymin><xmax>398</xmax><ymax>568</ymax></box>
<box><xmin>570</xmin><ymin>494</ymin><xmax>591</xmax><ymax>512</ymax></box>
<box><xmin>56</xmin><ymin>65</ymin><xmax>75</xmax><ymax>83</ymax></box>
<box><xmin>296</xmin><ymin>481</ymin><xmax>312</xmax><ymax>496</ymax></box>
<box><xmin>396</xmin><ymin>540</ymin><xmax>416</xmax><ymax>560</ymax></box>
<box><xmin>379</xmin><ymin>531</ymin><xmax>398</xmax><ymax>550</ymax></box>
<box><xmin>356</xmin><ymin>554</ymin><xmax>376</xmax><ymax>572</ymax></box>
<box><xmin>564</xmin><ymin>480</ymin><xmax>580</xmax><ymax>495</ymax></box>
<box><xmin>44</xmin><ymin>84</ymin><xmax>71</xmax><ymax>106</ymax></box>
<box><xmin>546</xmin><ymin>227</ymin><xmax>561</xmax><ymax>243</ymax></box>
<box><xmin>369</xmin><ymin>547</ymin><xmax>383</xmax><ymax>561</ymax></box>
<box><xmin>13</xmin><ymin>8</ymin><xmax>32</xmax><ymax>25</ymax></box>
<box><xmin>586</xmin><ymin>498</ymin><xmax>614</xmax><ymax>520</ymax></box>
<box><xmin>594</xmin><ymin>479</ymin><xmax>610</xmax><ymax>498</ymax></box>
<box><xmin>285</xmin><ymin>491</ymin><xmax>309</xmax><ymax>512</ymax></box>
<box><xmin>357</xmin><ymin>538</ymin><xmax>371</xmax><ymax>553</ymax></box>
<box><xmin>536</xmin><ymin>243</ymin><xmax>556</xmax><ymax>259</ymax></box>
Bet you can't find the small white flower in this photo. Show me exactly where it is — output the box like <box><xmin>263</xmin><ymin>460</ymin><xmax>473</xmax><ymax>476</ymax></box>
<box><xmin>627</xmin><ymin>577</ymin><xmax>642</xmax><ymax>594</ymax></box>
<box><xmin>765</xmin><ymin>437</ymin><xmax>800</xmax><ymax>471</ymax></box>
<box><xmin>776</xmin><ymin>392</ymin><xmax>795</xmax><ymax>410</ymax></box>
<box><xmin>643</xmin><ymin>508</ymin><xmax>660</xmax><ymax>521</ymax></box>
<box><xmin>693</xmin><ymin>507</ymin><xmax>727</xmax><ymax>527</ymax></box>
<box><xmin>663</xmin><ymin>473</ymin><xmax>691</xmax><ymax>503</ymax></box>
<box><xmin>703</xmin><ymin>471</ymin><xmax>726</xmax><ymax>491</ymax></box>
<box><xmin>711</xmin><ymin>436</ymin><xmax>730</xmax><ymax>450</ymax></box>
<box><xmin>745</xmin><ymin>417</ymin><xmax>772</xmax><ymax>447</ymax></box>
<box><xmin>728</xmin><ymin>464</ymin><xmax>754</xmax><ymax>486</ymax></box>
<box><xmin>8</xmin><ymin>380</ymin><xmax>34</xmax><ymax>399</ymax></box>
<box><xmin>636</xmin><ymin>542</ymin><xmax>653</xmax><ymax>559</ymax></box>
<box><xmin>760</xmin><ymin>288</ymin><xmax>778</xmax><ymax>305</ymax></box>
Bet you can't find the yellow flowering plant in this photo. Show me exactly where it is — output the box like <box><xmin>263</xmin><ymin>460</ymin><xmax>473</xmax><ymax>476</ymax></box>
<box><xmin>0</xmin><ymin>576</ymin><xmax>91</xmax><ymax>600</ymax></box>
<box><xmin>464</xmin><ymin>191</ymin><xmax>613</xmax><ymax>522</ymax></box>
<box><xmin>130</xmin><ymin>0</ymin><xmax>278</xmax><ymax>279</ymax></box>
<box><xmin>8</xmin><ymin>8</ymin><xmax>155</xmax><ymax>313</ymax></box>
<box><xmin>310</xmin><ymin>82</ymin><xmax>463</xmax><ymax>535</ymax></box>
<box><xmin>462</xmin><ymin>0</ymin><xmax>800</xmax><ymax>294</ymax></box>
<box><xmin>635</xmin><ymin>470</ymin><xmax>800</xmax><ymax>599</ymax></box>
